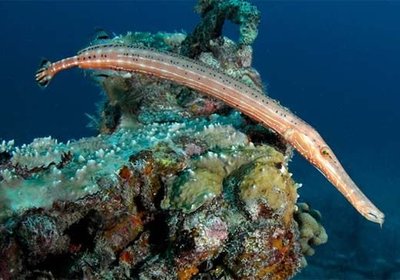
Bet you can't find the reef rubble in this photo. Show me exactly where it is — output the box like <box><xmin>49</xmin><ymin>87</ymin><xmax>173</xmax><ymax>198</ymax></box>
<box><xmin>0</xmin><ymin>0</ymin><xmax>327</xmax><ymax>279</ymax></box>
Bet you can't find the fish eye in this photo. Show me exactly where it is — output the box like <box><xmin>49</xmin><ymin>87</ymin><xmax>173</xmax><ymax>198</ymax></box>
<box><xmin>320</xmin><ymin>147</ymin><xmax>331</xmax><ymax>157</ymax></box>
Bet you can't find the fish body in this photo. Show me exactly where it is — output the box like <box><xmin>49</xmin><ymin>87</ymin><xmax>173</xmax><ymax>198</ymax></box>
<box><xmin>36</xmin><ymin>44</ymin><xmax>384</xmax><ymax>225</ymax></box>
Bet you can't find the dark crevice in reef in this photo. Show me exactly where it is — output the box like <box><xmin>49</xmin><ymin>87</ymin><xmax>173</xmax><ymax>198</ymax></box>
<box><xmin>246</xmin><ymin>125</ymin><xmax>289</xmax><ymax>154</ymax></box>
<box><xmin>174</xmin><ymin>228</ymin><xmax>196</xmax><ymax>255</ymax></box>
<box><xmin>65</xmin><ymin>209</ymin><xmax>103</xmax><ymax>252</ymax></box>
<box><xmin>0</xmin><ymin>151</ymin><xmax>11</xmax><ymax>165</ymax></box>
<box><xmin>33</xmin><ymin>253</ymin><xmax>75</xmax><ymax>279</ymax></box>
<box><xmin>146</xmin><ymin>213</ymin><xmax>170</xmax><ymax>254</ymax></box>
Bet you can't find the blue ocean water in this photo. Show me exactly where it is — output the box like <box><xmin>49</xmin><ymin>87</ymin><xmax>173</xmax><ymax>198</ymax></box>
<box><xmin>0</xmin><ymin>1</ymin><xmax>399</xmax><ymax>278</ymax></box>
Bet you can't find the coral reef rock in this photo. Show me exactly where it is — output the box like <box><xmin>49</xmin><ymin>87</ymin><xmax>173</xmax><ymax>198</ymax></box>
<box><xmin>0</xmin><ymin>112</ymin><xmax>327</xmax><ymax>279</ymax></box>
<box><xmin>0</xmin><ymin>1</ymin><xmax>327</xmax><ymax>278</ymax></box>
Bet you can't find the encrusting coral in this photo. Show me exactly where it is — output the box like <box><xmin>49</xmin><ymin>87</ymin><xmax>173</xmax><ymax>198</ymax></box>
<box><xmin>294</xmin><ymin>203</ymin><xmax>328</xmax><ymax>258</ymax></box>
<box><xmin>0</xmin><ymin>0</ymin><xmax>327</xmax><ymax>279</ymax></box>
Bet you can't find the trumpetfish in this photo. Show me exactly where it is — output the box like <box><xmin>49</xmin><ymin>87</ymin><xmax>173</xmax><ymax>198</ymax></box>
<box><xmin>35</xmin><ymin>43</ymin><xmax>384</xmax><ymax>225</ymax></box>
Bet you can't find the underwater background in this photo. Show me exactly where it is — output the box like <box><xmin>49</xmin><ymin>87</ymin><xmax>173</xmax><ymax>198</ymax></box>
<box><xmin>0</xmin><ymin>0</ymin><xmax>399</xmax><ymax>279</ymax></box>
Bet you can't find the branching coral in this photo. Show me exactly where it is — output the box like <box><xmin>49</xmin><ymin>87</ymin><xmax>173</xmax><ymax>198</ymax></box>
<box><xmin>181</xmin><ymin>0</ymin><xmax>260</xmax><ymax>57</ymax></box>
<box><xmin>294</xmin><ymin>203</ymin><xmax>328</xmax><ymax>258</ymax></box>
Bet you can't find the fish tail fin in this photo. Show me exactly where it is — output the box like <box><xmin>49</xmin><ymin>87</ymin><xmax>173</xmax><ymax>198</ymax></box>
<box><xmin>35</xmin><ymin>59</ymin><xmax>53</xmax><ymax>88</ymax></box>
